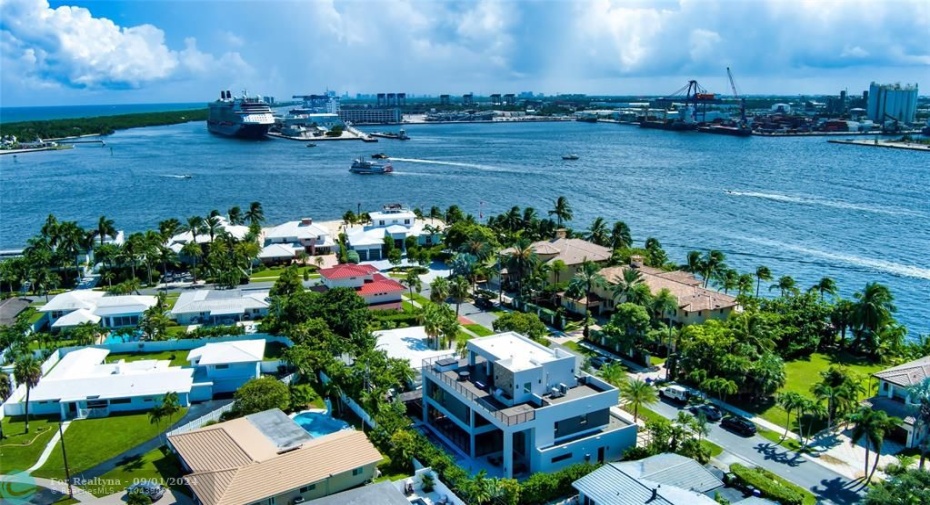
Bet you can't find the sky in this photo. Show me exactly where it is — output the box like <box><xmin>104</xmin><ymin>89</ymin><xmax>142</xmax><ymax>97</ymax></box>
<box><xmin>1</xmin><ymin>0</ymin><xmax>928</xmax><ymax>106</ymax></box>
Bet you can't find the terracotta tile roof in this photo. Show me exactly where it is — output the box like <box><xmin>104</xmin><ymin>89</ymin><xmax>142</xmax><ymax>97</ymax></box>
<box><xmin>357</xmin><ymin>274</ymin><xmax>405</xmax><ymax>295</ymax></box>
<box><xmin>873</xmin><ymin>356</ymin><xmax>930</xmax><ymax>388</ymax></box>
<box><xmin>319</xmin><ymin>263</ymin><xmax>379</xmax><ymax>280</ymax></box>
<box><xmin>599</xmin><ymin>265</ymin><xmax>738</xmax><ymax>313</ymax></box>
<box><xmin>502</xmin><ymin>238</ymin><xmax>611</xmax><ymax>266</ymax></box>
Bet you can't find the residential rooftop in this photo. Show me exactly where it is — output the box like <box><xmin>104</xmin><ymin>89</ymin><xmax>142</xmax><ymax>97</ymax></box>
<box><xmin>468</xmin><ymin>331</ymin><xmax>570</xmax><ymax>373</ymax></box>
<box><xmin>187</xmin><ymin>339</ymin><xmax>265</xmax><ymax>366</ymax></box>
<box><xmin>873</xmin><ymin>355</ymin><xmax>930</xmax><ymax>389</ymax></box>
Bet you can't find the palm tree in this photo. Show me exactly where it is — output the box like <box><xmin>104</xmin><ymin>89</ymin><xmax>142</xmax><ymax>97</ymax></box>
<box><xmin>610</xmin><ymin>267</ymin><xmax>644</xmax><ymax>305</ymax></box>
<box><xmin>183</xmin><ymin>215</ymin><xmax>204</xmax><ymax>244</ymax></box>
<box><xmin>429</xmin><ymin>276</ymin><xmax>450</xmax><ymax>304</ymax></box>
<box><xmin>599</xmin><ymin>362</ymin><xmax>625</xmax><ymax>386</ymax></box>
<box><xmin>697</xmin><ymin>250</ymin><xmax>726</xmax><ymax>288</ymax></box>
<box><xmin>908</xmin><ymin>378</ymin><xmax>930</xmax><ymax>470</ymax></box>
<box><xmin>715</xmin><ymin>268</ymin><xmax>740</xmax><ymax>294</ymax></box>
<box><xmin>402</xmin><ymin>270</ymin><xmax>422</xmax><ymax>302</ymax></box>
<box><xmin>13</xmin><ymin>356</ymin><xmax>42</xmax><ymax>433</ymax></box>
<box><xmin>684</xmin><ymin>251</ymin><xmax>702</xmax><ymax>273</ymax></box>
<box><xmin>157</xmin><ymin>218</ymin><xmax>181</xmax><ymax>241</ymax></box>
<box><xmin>148</xmin><ymin>404</ymin><xmax>165</xmax><ymax>428</ymax></box>
<box><xmin>227</xmin><ymin>206</ymin><xmax>243</xmax><ymax>225</ymax></box>
<box><xmin>755</xmin><ymin>266</ymin><xmax>772</xmax><ymax>298</ymax></box>
<box><xmin>505</xmin><ymin>238</ymin><xmax>538</xmax><ymax>299</ymax></box>
<box><xmin>449</xmin><ymin>275</ymin><xmax>470</xmax><ymax>317</ymax></box>
<box><xmin>548</xmin><ymin>196</ymin><xmax>573</xmax><ymax>228</ymax></box>
<box><xmin>245</xmin><ymin>201</ymin><xmax>265</xmax><ymax>226</ymax></box>
<box><xmin>620</xmin><ymin>377</ymin><xmax>658</xmax><ymax>423</ymax></box>
<box><xmin>95</xmin><ymin>215</ymin><xmax>117</xmax><ymax>247</ymax></box>
<box><xmin>0</xmin><ymin>373</ymin><xmax>9</xmax><ymax>440</ymax></box>
<box><xmin>610</xmin><ymin>221</ymin><xmax>633</xmax><ymax>250</ymax></box>
<box><xmin>852</xmin><ymin>282</ymin><xmax>896</xmax><ymax>354</ymax></box>
<box><xmin>422</xmin><ymin>302</ymin><xmax>449</xmax><ymax>350</ymax></box>
<box><xmin>568</xmin><ymin>259</ymin><xmax>606</xmax><ymax>338</ymax></box>
<box><xmin>849</xmin><ymin>406</ymin><xmax>902</xmax><ymax>481</ymax></box>
<box><xmin>204</xmin><ymin>215</ymin><xmax>222</xmax><ymax>243</ymax></box>
<box><xmin>160</xmin><ymin>392</ymin><xmax>181</xmax><ymax>426</ymax></box>
<box><xmin>811</xmin><ymin>276</ymin><xmax>838</xmax><ymax>301</ymax></box>
<box><xmin>770</xmin><ymin>275</ymin><xmax>797</xmax><ymax>297</ymax></box>
<box><xmin>737</xmin><ymin>273</ymin><xmax>755</xmax><ymax>298</ymax></box>
<box><xmin>586</xmin><ymin>217</ymin><xmax>609</xmax><ymax>246</ymax></box>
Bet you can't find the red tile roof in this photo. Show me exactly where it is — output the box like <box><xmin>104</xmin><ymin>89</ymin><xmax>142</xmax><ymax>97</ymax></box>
<box><xmin>319</xmin><ymin>263</ymin><xmax>379</xmax><ymax>280</ymax></box>
<box><xmin>357</xmin><ymin>274</ymin><xmax>405</xmax><ymax>295</ymax></box>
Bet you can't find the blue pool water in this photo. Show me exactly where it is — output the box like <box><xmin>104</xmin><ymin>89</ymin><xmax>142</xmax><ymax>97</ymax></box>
<box><xmin>292</xmin><ymin>411</ymin><xmax>350</xmax><ymax>438</ymax></box>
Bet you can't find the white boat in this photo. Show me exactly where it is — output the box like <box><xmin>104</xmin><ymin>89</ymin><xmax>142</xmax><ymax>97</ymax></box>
<box><xmin>350</xmin><ymin>158</ymin><xmax>393</xmax><ymax>175</ymax></box>
<box><xmin>207</xmin><ymin>90</ymin><xmax>274</xmax><ymax>138</ymax></box>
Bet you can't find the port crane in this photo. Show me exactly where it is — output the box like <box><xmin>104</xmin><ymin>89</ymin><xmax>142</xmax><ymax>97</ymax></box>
<box><xmin>726</xmin><ymin>67</ymin><xmax>746</xmax><ymax>123</ymax></box>
<box><xmin>653</xmin><ymin>80</ymin><xmax>718</xmax><ymax>123</ymax></box>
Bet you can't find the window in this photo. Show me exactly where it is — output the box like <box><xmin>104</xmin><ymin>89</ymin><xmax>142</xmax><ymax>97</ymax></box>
<box><xmin>379</xmin><ymin>220</ymin><xmax>385</xmax><ymax>225</ymax></box>
<box><xmin>352</xmin><ymin>468</ymin><xmax>364</xmax><ymax>476</ymax></box>
<box><xmin>551</xmin><ymin>453</ymin><xmax>572</xmax><ymax>463</ymax></box>
<box><xmin>404</xmin><ymin>219</ymin><xmax>410</xmax><ymax>224</ymax></box>
<box><xmin>109</xmin><ymin>398</ymin><xmax>131</xmax><ymax>405</ymax></box>
<box><xmin>523</xmin><ymin>382</ymin><xmax>531</xmax><ymax>394</ymax></box>
<box><xmin>214</xmin><ymin>364</ymin><xmax>229</xmax><ymax>370</ymax></box>
<box><xmin>299</xmin><ymin>484</ymin><xmax>316</xmax><ymax>493</ymax></box>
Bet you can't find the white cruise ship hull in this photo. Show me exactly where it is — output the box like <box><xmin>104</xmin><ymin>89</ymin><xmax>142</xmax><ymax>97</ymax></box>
<box><xmin>207</xmin><ymin>121</ymin><xmax>271</xmax><ymax>139</ymax></box>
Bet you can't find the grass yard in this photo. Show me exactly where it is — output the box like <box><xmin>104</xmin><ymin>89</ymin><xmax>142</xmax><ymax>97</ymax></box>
<box><xmin>0</xmin><ymin>415</ymin><xmax>60</xmax><ymax>472</ymax></box>
<box><xmin>701</xmin><ymin>439</ymin><xmax>724</xmax><ymax>457</ymax></box>
<box><xmin>106</xmin><ymin>350</ymin><xmax>189</xmax><ymax>367</ymax></box>
<box><xmin>409</xmin><ymin>292</ymin><xmax>430</xmax><ymax>305</ymax></box>
<box><xmin>561</xmin><ymin>340</ymin><xmax>596</xmax><ymax>357</ymax></box>
<box><xmin>84</xmin><ymin>445</ymin><xmax>187</xmax><ymax>497</ymax></box>
<box><xmin>734</xmin><ymin>351</ymin><xmax>884</xmax><ymax>429</ymax></box>
<box><xmin>464</xmin><ymin>323</ymin><xmax>494</xmax><ymax>337</ymax></box>
<box><xmin>249</xmin><ymin>266</ymin><xmax>288</xmax><ymax>280</ymax></box>
<box><xmin>33</xmin><ymin>409</ymin><xmax>187</xmax><ymax>480</ymax></box>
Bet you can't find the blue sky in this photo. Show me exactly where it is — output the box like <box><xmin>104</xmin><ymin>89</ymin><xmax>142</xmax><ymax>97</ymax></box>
<box><xmin>1</xmin><ymin>0</ymin><xmax>928</xmax><ymax>106</ymax></box>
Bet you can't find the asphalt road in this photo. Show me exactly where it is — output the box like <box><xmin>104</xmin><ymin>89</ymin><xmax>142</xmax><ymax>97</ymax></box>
<box><xmin>648</xmin><ymin>397</ymin><xmax>867</xmax><ymax>505</ymax></box>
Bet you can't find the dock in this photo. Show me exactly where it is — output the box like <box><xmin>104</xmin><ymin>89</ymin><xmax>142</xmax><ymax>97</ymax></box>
<box><xmin>827</xmin><ymin>139</ymin><xmax>930</xmax><ymax>152</ymax></box>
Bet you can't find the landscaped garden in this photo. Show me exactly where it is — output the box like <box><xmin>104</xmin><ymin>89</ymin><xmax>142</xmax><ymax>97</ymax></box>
<box><xmin>106</xmin><ymin>350</ymin><xmax>189</xmax><ymax>367</ymax></box>
<box><xmin>84</xmin><ymin>445</ymin><xmax>188</xmax><ymax>497</ymax></box>
<box><xmin>0</xmin><ymin>415</ymin><xmax>59</xmax><ymax>472</ymax></box>
<box><xmin>32</xmin><ymin>409</ymin><xmax>187</xmax><ymax>481</ymax></box>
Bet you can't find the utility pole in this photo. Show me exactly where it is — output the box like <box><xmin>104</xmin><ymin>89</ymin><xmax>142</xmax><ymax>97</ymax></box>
<box><xmin>58</xmin><ymin>422</ymin><xmax>73</xmax><ymax>499</ymax></box>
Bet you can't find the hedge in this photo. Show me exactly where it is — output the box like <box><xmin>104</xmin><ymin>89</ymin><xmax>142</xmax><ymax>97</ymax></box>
<box><xmin>729</xmin><ymin>463</ymin><xmax>815</xmax><ymax>505</ymax></box>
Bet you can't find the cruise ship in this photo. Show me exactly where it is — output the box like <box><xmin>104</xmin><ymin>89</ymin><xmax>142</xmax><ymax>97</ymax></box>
<box><xmin>207</xmin><ymin>90</ymin><xmax>275</xmax><ymax>138</ymax></box>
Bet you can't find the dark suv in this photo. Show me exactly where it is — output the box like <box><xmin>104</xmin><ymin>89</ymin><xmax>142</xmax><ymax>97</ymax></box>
<box><xmin>688</xmin><ymin>403</ymin><xmax>723</xmax><ymax>422</ymax></box>
<box><xmin>589</xmin><ymin>355</ymin><xmax>614</xmax><ymax>369</ymax></box>
<box><xmin>720</xmin><ymin>416</ymin><xmax>757</xmax><ymax>436</ymax></box>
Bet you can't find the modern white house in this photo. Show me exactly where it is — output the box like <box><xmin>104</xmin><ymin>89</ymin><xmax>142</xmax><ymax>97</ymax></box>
<box><xmin>318</xmin><ymin>264</ymin><xmax>404</xmax><ymax>309</ymax></box>
<box><xmin>166</xmin><ymin>216</ymin><xmax>250</xmax><ymax>257</ymax></box>
<box><xmin>3</xmin><ymin>348</ymin><xmax>193</xmax><ymax>420</ymax></box>
<box><xmin>170</xmin><ymin>289</ymin><xmax>270</xmax><ymax>325</ymax></box>
<box><xmin>188</xmin><ymin>339</ymin><xmax>265</xmax><ymax>394</ymax></box>
<box><xmin>866</xmin><ymin>356</ymin><xmax>930</xmax><ymax>449</ymax></box>
<box><xmin>259</xmin><ymin>217</ymin><xmax>335</xmax><ymax>264</ymax></box>
<box><xmin>345</xmin><ymin>204</ymin><xmax>443</xmax><ymax>261</ymax></box>
<box><xmin>421</xmin><ymin>332</ymin><xmax>637</xmax><ymax>478</ymax></box>
<box><xmin>39</xmin><ymin>290</ymin><xmax>157</xmax><ymax>330</ymax></box>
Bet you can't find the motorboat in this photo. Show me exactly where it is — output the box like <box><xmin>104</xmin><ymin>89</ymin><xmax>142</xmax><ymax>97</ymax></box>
<box><xmin>371</xmin><ymin>153</ymin><xmax>389</xmax><ymax>159</ymax></box>
<box><xmin>350</xmin><ymin>158</ymin><xmax>393</xmax><ymax>174</ymax></box>
<box><xmin>562</xmin><ymin>154</ymin><xmax>580</xmax><ymax>160</ymax></box>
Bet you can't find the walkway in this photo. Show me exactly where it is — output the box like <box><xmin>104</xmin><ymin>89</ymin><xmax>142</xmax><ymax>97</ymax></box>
<box><xmin>25</xmin><ymin>420</ymin><xmax>70</xmax><ymax>473</ymax></box>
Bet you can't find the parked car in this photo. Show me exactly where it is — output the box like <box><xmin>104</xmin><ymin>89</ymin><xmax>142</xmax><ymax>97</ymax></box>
<box><xmin>589</xmin><ymin>355</ymin><xmax>614</xmax><ymax>369</ymax></box>
<box><xmin>658</xmin><ymin>384</ymin><xmax>691</xmax><ymax>404</ymax></box>
<box><xmin>720</xmin><ymin>416</ymin><xmax>757</xmax><ymax>436</ymax></box>
<box><xmin>688</xmin><ymin>403</ymin><xmax>723</xmax><ymax>422</ymax></box>
<box><xmin>127</xmin><ymin>481</ymin><xmax>165</xmax><ymax>502</ymax></box>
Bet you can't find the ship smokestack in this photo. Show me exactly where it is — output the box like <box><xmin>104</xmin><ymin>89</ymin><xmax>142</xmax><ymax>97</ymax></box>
<box><xmin>226</xmin><ymin>90</ymin><xmax>232</xmax><ymax>100</ymax></box>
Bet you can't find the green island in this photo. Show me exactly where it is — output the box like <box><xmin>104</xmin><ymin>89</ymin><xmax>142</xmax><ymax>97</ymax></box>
<box><xmin>0</xmin><ymin>108</ymin><xmax>207</xmax><ymax>141</ymax></box>
<box><xmin>1</xmin><ymin>195</ymin><xmax>928</xmax><ymax>505</ymax></box>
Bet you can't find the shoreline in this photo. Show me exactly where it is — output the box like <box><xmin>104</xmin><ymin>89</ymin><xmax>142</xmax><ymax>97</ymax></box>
<box><xmin>827</xmin><ymin>139</ymin><xmax>930</xmax><ymax>151</ymax></box>
<box><xmin>0</xmin><ymin>145</ymin><xmax>73</xmax><ymax>156</ymax></box>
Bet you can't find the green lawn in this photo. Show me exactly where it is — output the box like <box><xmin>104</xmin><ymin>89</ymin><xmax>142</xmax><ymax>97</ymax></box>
<box><xmin>265</xmin><ymin>341</ymin><xmax>288</xmax><ymax>360</ymax></box>
<box><xmin>734</xmin><ymin>351</ymin><xmax>884</xmax><ymax>429</ymax></box>
<box><xmin>464</xmin><ymin>324</ymin><xmax>494</xmax><ymax>337</ymax></box>
<box><xmin>0</xmin><ymin>415</ymin><xmax>60</xmax><ymax>472</ymax></box>
<box><xmin>162</xmin><ymin>292</ymin><xmax>180</xmax><ymax>311</ymax></box>
<box><xmin>701</xmin><ymin>439</ymin><xmax>724</xmax><ymax>457</ymax></box>
<box><xmin>402</xmin><ymin>300</ymin><xmax>419</xmax><ymax>312</ymax></box>
<box><xmin>33</xmin><ymin>409</ymin><xmax>187</xmax><ymax>480</ymax></box>
<box><xmin>106</xmin><ymin>350</ymin><xmax>189</xmax><ymax>367</ymax></box>
<box><xmin>409</xmin><ymin>292</ymin><xmax>430</xmax><ymax>305</ymax></box>
<box><xmin>84</xmin><ymin>445</ymin><xmax>187</xmax><ymax>497</ymax></box>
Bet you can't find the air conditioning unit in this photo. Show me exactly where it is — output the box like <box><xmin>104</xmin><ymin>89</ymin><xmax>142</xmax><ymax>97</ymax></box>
<box><xmin>559</xmin><ymin>383</ymin><xmax>568</xmax><ymax>395</ymax></box>
<box><xmin>549</xmin><ymin>387</ymin><xmax>563</xmax><ymax>398</ymax></box>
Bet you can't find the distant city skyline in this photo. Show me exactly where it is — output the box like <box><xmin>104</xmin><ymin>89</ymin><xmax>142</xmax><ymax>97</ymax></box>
<box><xmin>1</xmin><ymin>0</ymin><xmax>927</xmax><ymax>107</ymax></box>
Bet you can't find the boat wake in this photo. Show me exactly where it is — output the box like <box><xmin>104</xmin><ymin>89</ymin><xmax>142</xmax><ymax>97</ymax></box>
<box><xmin>388</xmin><ymin>157</ymin><xmax>502</xmax><ymax>171</ymax></box>
<box><xmin>161</xmin><ymin>174</ymin><xmax>193</xmax><ymax>179</ymax></box>
<box><xmin>736</xmin><ymin>235</ymin><xmax>930</xmax><ymax>281</ymax></box>
<box><xmin>726</xmin><ymin>190</ymin><xmax>924</xmax><ymax>217</ymax></box>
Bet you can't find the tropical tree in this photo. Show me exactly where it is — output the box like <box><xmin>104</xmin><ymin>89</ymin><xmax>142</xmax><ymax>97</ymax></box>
<box><xmin>695</xmin><ymin>250</ymin><xmax>726</xmax><ymax>289</ymax></box>
<box><xmin>610</xmin><ymin>267</ymin><xmax>644</xmax><ymax>305</ymax></box>
<box><xmin>158</xmin><ymin>218</ymin><xmax>181</xmax><ymax>241</ymax></box>
<box><xmin>449</xmin><ymin>275</ymin><xmax>470</xmax><ymax>317</ymax></box>
<box><xmin>422</xmin><ymin>302</ymin><xmax>456</xmax><ymax>349</ymax></box>
<box><xmin>245</xmin><ymin>201</ymin><xmax>265</xmax><ymax>226</ymax></box>
<box><xmin>548</xmin><ymin>196</ymin><xmax>573</xmax><ymax>228</ymax></box>
<box><xmin>610</xmin><ymin>221</ymin><xmax>633</xmax><ymax>250</ymax></box>
<box><xmin>586</xmin><ymin>217</ymin><xmax>609</xmax><ymax>246</ymax></box>
<box><xmin>95</xmin><ymin>215</ymin><xmax>117</xmax><ymax>246</ymax></box>
<box><xmin>504</xmin><ymin>238</ymin><xmax>538</xmax><ymax>299</ymax></box>
<box><xmin>550</xmin><ymin>259</ymin><xmax>567</xmax><ymax>285</ymax></box>
<box><xmin>182</xmin><ymin>215</ymin><xmax>205</xmax><ymax>244</ymax></box>
<box><xmin>811</xmin><ymin>276</ymin><xmax>838</xmax><ymax>301</ymax></box>
<box><xmin>620</xmin><ymin>377</ymin><xmax>658</xmax><ymax>423</ymax></box>
<box><xmin>755</xmin><ymin>265</ymin><xmax>772</xmax><ymax>298</ymax></box>
<box><xmin>148</xmin><ymin>403</ymin><xmax>164</xmax><ymax>428</ymax></box>
<box><xmin>402</xmin><ymin>270</ymin><xmax>422</xmax><ymax>302</ymax></box>
<box><xmin>568</xmin><ymin>259</ymin><xmax>606</xmax><ymax>338</ymax></box>
<box><xmin>907</xmin><ymin>378</ymin><xmax>930</xmax><ymax>470</ymax></box>
<box><xmin>160</xmin><ymin>392</ymin><xmax>181</xmax><ymax>426</ymax></box>
<box><xmin>13</xmin><ymin>356</ymin><xmax>42</xmax><ymax>433</ymax></box>
<box><xmin>851</xmin><ymin>282</ymin><xmax>896</xmax><ymax>355</ymax></box>
<box><xmin>429</xmin><ymin>276</ymin><xmax>450</xmax><ymax>304</ymax></box>
<box><xmin>770</xmin><ymin>275</ymin><xmax>797</xmax><ymax>297</ymax></box>
<box><xmin>0</xmin><ymin>373</ymin><xmax>9</xmax><ymax>439</ymax></box>
<box><xmin>849</xmin><ymin>406</ymin><xmax>902</xmax><ymax>481</ymax></box>
<box><xmin>598</xmin><ymin>361</ymin><xmax>625</xmax><ymax>386</ymax></box>
<box><xmin>737</xmin><ymin>273</ymin><xmax>755</xmax><ymax>298</ymax></box>
<box><xmin>227</xmin><ymin>206</ymin><xmax>243</xmax><ymax>225</ymax></box>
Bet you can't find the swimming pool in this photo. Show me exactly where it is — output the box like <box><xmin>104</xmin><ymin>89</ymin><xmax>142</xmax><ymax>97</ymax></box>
<box><xmin>291</xmin><ymin>411</ymin><xmax>351</xmax><ymax>438</ymax></box>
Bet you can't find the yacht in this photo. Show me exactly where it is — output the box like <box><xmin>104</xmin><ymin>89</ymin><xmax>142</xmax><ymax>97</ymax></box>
<box><xmin>207</xmin><ymin>90</ymin><xmax>274</xmax><ymax>138</ymax></box>
<box><xmin>350</xmin><ymin>157</ymin><xmax>393</xmax><ymax>175</ymax></box>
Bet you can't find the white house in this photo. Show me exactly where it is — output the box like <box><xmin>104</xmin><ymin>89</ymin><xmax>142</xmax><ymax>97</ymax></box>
<box><xmin>166</xmin><ymin>216</ymin><xmax>250</xmax><ymax>256</ymax></box>
<box><xmin>188</xmin><ymin>339</ymin><xmax>265</xmax><ymax>394</ymax></box>
<box><xmin>39</xmin><ymin>291</ymin><xmax>157</xmax><ymax>330</ymax></box>
<box><xmin>3</xmin><ymin>348</ymin><xmax>193</xmax><ymax>420</ymax></box>
<box><xmin>375</xmin><ymin>326</ymin><xmax>450</xmax><ymax>388</ymax></box>
<box><xmin>866</xmin><ymin>356</ymin><xmax>930</xmax><ymax>449</ymax></box>
<box><xmin>170</xmin><ymin>289</ymin><xmax>270</xmax><ymax>325</ymax></box>
<box><xmin>346</xmin><ymin>204</ymin><xmax>443</xmax><ymax>261</ymax></box>
<box><xmin>318</xmin><ymin>264</ymin><xmax>404</xmax><ymax>310</ymax></box>
<box><xmin>421</xmin><ymin>332</ymin><xmax>637</xmax><ymax>478</ymax></box>
<box><xmin>261</xmin><ymin>217</ymin><xmax>335</xmax><ymax>262</ymax></box>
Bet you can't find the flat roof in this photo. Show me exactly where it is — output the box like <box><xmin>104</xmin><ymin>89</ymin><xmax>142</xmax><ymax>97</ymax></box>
<box><xmin>307</xmin><ymin>481</ymin><xmax>410</xmax><ymax>505</ymax></box>
<box><xmin>171</xmin><ymin>289</ymin><xmax>270</xmax><ymax>316</ymax></box>
<box><xmin>39</xmin><ymin>290</ymin><xmax>105</xmax><ymax>312</ymax></box>
<box><xmin>375</xmin><ymin>326</ymin><xmax>451</xmax><ymax>370</ymax></box>
<box><xmin>187</xmin><ymin>339</ymin><xmax>265</xmax><ymax>365</ymax></box>
<box><xmin>468</xmin><ymin>331</ymin><xmax>563</xmax><ymax>372</ymax></box>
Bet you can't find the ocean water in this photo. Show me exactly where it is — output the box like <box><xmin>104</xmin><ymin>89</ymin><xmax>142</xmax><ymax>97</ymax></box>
<box><xmin>0</xmin><ymin>102</ymin><xmax>204</xmax><ymax>123</ymax></box>
<box><xmin>0</xmin><ymin>121</ymin><xmax>927</xmax><ymax>336</ymax></box>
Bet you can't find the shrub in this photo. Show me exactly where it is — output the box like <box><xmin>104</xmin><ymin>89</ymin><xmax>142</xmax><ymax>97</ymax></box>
<box><xmin>729</xmin><ymin>463</ymin><xmax>807</xmax><ymax>505</ymax></box>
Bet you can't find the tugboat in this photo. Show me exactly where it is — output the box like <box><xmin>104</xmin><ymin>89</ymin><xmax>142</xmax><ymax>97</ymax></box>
<box><xmin>350</xmin><ymin>157</ymin><xmax>393</xmax><ymax>175</ymax></box>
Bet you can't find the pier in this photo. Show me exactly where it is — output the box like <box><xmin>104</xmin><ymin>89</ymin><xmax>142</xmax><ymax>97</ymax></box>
<box><xmin>827</xmin><ymin>139</ymin><xmax>930</xmax><ymax>152</ymax></box>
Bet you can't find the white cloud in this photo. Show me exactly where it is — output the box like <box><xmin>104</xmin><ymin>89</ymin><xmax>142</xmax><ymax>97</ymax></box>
<box><xmin>0</xmin><ymin>0</ymin><xmax>249</xmax><ymax>90</ymax></box>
